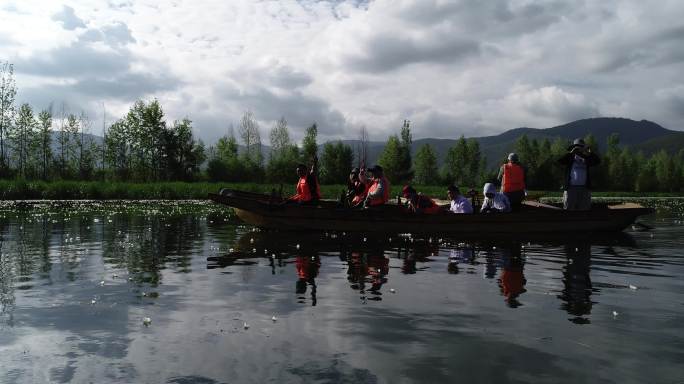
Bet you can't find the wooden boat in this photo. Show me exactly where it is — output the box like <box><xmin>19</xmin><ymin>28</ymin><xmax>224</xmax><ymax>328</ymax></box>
<box><xmin>208</xmin><ymin>189</ymin><xmax>653</xmax><ymax>234</ymax></box>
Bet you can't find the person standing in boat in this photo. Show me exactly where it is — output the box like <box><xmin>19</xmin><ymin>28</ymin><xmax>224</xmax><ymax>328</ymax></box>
<box><xmin>347</xmin><ymin>167</ymin><xmax>369</xmax><ymax>207</ymax></box>
<box><xmin>401</xmin><ymin>185</ymin><xmax>441</xmax><ymax>214</ymax></box>
<box><xmin>497</xmin><ymin>153</ymin><xmax>527</xmax><ymax>211</ymax></box>
<box><xmin>363</xmin><ymin>165</ymin><xmax>390</xmax><ymax>207</ymax></box>
<box><xmin>446</xmin><ymin>185</ymin><xmax>473</xmax><ymax>214</ymax></box>
<box><xmin>288</xmin><ymin>157</ymin><xmax>321</xmax><ymax>204</ymax></box>
<box><xmin>557</xmin><ymin>138</ymin><xmax>601</xmax><ymax>210</ymax></box>
<box><xmin>480</xmin><ymin>182</ymin><xmax>511</xmax><ymax>213</ymax></box>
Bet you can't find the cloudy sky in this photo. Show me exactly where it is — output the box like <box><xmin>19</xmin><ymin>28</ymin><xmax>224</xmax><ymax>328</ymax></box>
<box><xmin>1</xmin><ymin>0</ymin><xmax>683</xmax><ymax>143</ymax></box>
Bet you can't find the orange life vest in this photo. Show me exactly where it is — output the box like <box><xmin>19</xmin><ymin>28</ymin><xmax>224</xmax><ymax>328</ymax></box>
<box><xmin>351</xmin><ymin>181</ymin><xmax>369</xmax><ymax>206</ymax></box>
<box><xmin>292</xmin><ymin>176</ymin><xmax>313</xmax><ymax>202</ymax></box>
<box><xmin>412</xmin><ymin>194</ymin><xmax>440</xmax><ymax>214</ymax></box>
<box><xmin>502</xmin><ymin>163</ymin><xmax>525</xmax><ymax>193</ymax></box>
<box><xmin>367</xmin><ymin>177</ymin><xmax>390</xmax><ymax>206</ymax></box>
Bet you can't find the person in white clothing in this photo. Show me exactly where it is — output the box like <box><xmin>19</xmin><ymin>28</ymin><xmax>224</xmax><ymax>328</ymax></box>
<box><xmin>480</xmin><ymin>183</ymin><xmax>511</xmax><ymax>213</ymax></box>
<box><xmin>446</xmin><ymin>185</ymin><xmax>473</xmax><ymax>214</ymax></box>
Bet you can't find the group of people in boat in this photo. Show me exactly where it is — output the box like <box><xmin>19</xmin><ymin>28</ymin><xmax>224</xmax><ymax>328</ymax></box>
<box><xmin>288</xmin><ymin>137</ymin><xmax>600</xmax><ymax>213</ymax></box>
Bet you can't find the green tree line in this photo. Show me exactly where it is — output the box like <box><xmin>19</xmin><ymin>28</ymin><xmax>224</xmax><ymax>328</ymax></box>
<box><xmin>1</xmin><ymin>60</ymin><xmax>683</xmax><ymax>191</ymax></box>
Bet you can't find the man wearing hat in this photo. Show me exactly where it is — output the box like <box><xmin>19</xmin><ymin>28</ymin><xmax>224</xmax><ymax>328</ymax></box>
<box><xmin>363</xmin><ymin>165</ymin><xmax>390</xmax><ymax>207</ymax></box>
<box><xmin>557</xmin><ymin>138</ymin><xmax>601</xmax><ymax>210</ymax></box>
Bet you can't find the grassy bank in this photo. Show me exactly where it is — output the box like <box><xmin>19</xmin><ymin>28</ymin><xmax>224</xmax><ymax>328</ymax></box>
<box><xmin>0</xmin><ymin>180</ymin><xmax>683</xmax><ymax>200</ymax></box>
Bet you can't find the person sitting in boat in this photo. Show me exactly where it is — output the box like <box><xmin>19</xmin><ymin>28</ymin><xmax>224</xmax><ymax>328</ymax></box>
<box><xmin>288</xmin><ymin>157</ymin><xmax>321</xmax><ymax>204</ymax></box>
<box><xmin>363</xmin><ymin>165</ymin><xmax>390</xmax><ymax>207</ymax></box>
<box><xmin>497</xmin><ymin>153</ymin><xmax>527</xmax><ymax>211</ymax></box>
<box><xmin>557</xmin><ymin>138</ymin><xmax>601</xmax><ymax>211</ymax></box>
<box><xmin>480</xmin><ymin>182</ymin><xmax>511</xmax><ymax>213</ymax></box>
<box><xmin>446</xmin><ymin>185</ymin><xmax>473</xmax><ymax>214</ymax></box>
<box><xmin>347</xmin><ymin>167</ymin><xmax>369</xmax><ymax>207</ymax></box>
<box><xmin>401</xmin><ymin>185</ymin><xmax>441</xmax><ymax>214</ymax></box>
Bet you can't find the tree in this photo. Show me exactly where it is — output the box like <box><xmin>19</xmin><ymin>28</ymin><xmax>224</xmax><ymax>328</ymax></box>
<box><xmin>466</xmin><ymin>138</ymin><xmax>484</xmax><ymax>186</ymax></box>
<box><xmin>239</xmin><ymin>110</ymin><xmax>263</xmax><ymax>166</ymax></box>
<box><xmin>36</xmin><ymin>107</ymin><xmax>53</xmax><ymax>180</ymax></box>
<box><xmin>378</xmin><ymin>135</ymin><xmax>403</xmax><ymax>183</ymax></box>
<box><xmin>76</xmin><ymin>112</ymin><xmax>98</xmax><ymax>180</ymax></box>
<box><xmin>413</xmin><ymin>143</ymin><xmax>438</xmax><ymax>185</ymax></box>
<box><xmin>357</xmin><ymin>124</ymin><xmax>369</xmax><ymax>168</ymax></box>
<box><xmin>396</xmin><ymin>119</ymin><xmax>414</xmax><ymax>182</ymax></box>
<box><xmin>266</xmin><ymin>117</ymin><xmax>300</xmax><ymax>183</ymax></box>
<box><xmin>320</xmin><ymin>141</ymin><xmax>353</xmax><ymax>184</ymax></box>
<box><xmin>11</xmin><ymin>103</ymin><xmax>37</xmax><ymax>178</ymax></box>
<box><xmin>302</xmin><ymin>122</ymin><xmax>318</xmax><ymax>163</ymax></box>
<box><xmin>0</xmin><ymin>62</ymin><xmax>16</xmax><ymax>174</ymax></box>
<box><xmin>442</xmin><ymin>136</ymin><xmax>468</xmax><ymax>186</ymax></box>
<box><xmin>104</xmin><ymin>119</ymin><xmax>131</xmax><ymax>180</ymax></box>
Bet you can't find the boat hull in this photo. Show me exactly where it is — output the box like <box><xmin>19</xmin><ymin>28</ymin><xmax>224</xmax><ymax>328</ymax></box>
<box><xmin>210</xmin><ymin>190</ymin><xmax>653</xmax><ymax>234</ymax></box>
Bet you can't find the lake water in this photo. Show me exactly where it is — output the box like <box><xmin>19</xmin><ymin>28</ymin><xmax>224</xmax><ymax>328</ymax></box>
<box><xmin>0</xmin><ymin>200</ymin><xmax>682</xmax><ymax>384</ymax></box>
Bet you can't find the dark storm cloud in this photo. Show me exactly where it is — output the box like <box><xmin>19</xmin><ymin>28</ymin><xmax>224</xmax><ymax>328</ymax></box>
<box><xmin>215</xmin><ymin>85</ymin><xmax>346</xmax><ymax>135</ymax></box>
<box><xmin>262</xmin><ymin>65</ymin><xmax>313</xmax><ymax>90</ymax></box>
<box><xmin>15</xmin><ymin>41</ymin><xmax>130</xmax><ymax>77</ymax></box>
<box><xmin>52</xmin><ymin>6</ymin><xmax>86</xmax><ymax>30</ymax></box>
<box><xmin>342</xmin><ymin>0</ymin><xmax>568</xmax><ymax>74</ymax></box>
<box><xmin>587</xmin><ymin>24</ymin><xmax>684</xmax><ymax>73</ymax></box>
<box><xmin>396</xmin><ymin>0</ymin><xmax>566</xmax><ymax>36</ymax></box>
<box><xmin>81</xmin><ymin>23</ymin><xmax>136</xmax><ymax>46</ymax></box>
<box><xmin>345</xmin><ymin>34</ymin><xmax>480</xmax><ymax>73</ymax></box>
<box><xmin>14</xmin><ymin>22</ymin><xmax>138</xmax><ymax>78</ymax></box>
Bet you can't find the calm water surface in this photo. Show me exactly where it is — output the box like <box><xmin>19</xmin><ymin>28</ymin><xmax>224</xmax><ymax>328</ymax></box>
<box><xmin>0</xmin><ymin>201</ymin><xmax>683</xmax><ymax>384</ymax></box>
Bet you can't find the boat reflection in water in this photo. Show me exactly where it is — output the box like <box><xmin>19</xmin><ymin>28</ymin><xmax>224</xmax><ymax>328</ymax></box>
<box><xmin>209</xmin><ymin>229</ymin><xmax>633</xmax><ymax>316</ymax></box>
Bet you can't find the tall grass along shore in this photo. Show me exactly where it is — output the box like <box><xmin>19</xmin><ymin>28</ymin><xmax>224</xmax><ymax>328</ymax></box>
<box><xmin>0</xmin><ymin>180</ymin><xmax>682</xmax><ymax>201</ymax></box>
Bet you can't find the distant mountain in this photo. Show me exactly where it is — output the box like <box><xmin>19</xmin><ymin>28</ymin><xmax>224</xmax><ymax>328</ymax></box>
<box><xmin>336</xmin><ymin>118</ymin><xmax>680</xmax><ymax>168</ymax></box>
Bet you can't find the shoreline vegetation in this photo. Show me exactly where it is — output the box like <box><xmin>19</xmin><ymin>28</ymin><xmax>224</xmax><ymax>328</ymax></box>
<box><xmin>1</xmin><ymin>62</ymin><xmax>683</xmax><ymax>197</ymax></box>
<box><xmin>1</xmin><ymin>180</ymin><xmax>683</xmax><ymax>201</ymax></box>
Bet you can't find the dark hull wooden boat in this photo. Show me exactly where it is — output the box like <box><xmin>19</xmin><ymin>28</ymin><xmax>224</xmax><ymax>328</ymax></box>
<box><xmin>208</xmin><ymin>189</ymin><xmax>653</xmax><ymax>234</ymax></box>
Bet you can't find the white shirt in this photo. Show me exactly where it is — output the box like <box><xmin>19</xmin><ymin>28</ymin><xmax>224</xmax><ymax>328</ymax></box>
<box><xmin>450</xmin><ymin>195</ymin><xmax>473</xmax><ymax>214</ymax></box>
<box><xmin>481</xmin><ymin>193</ymin><xmax>511</xmax><ymax>213</ymax></box>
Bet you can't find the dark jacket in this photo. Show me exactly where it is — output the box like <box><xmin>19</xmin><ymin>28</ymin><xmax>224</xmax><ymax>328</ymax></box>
<box><xmin>557</xmin><ymin>152</ymin><xmax>600</xmax><ymax>190</ymax></box>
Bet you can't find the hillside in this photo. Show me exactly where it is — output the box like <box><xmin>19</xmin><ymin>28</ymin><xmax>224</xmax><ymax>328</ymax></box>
<box><xmin>344</xmin><ymin>117</ymin><xmax>679</xmax><ymax>168</ymax></box>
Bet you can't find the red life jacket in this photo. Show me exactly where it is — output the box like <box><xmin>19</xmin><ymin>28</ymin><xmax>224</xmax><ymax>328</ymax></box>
<box><xmin>292</xmin><ymin>176</ymin><xmax>313</xmax><ymax>202</ymax></box>
<box><xmin>367</xmin><ymin>176</ymin><xmax>390</xmax><ymax>206</ymax></box>
<box><xmin>411</xmin><ymin>194</ymin><xmax>440</xmax><ymax>214</ymax></box>
<box><xmin>502</xmin><ymin>163</ymin><xmax>525</xmax><ymax>193</ymax></box>
<box><xmin>351</xmin><ymin>181</ymin><xmax>369</xmax><ymax>206</ymax></box>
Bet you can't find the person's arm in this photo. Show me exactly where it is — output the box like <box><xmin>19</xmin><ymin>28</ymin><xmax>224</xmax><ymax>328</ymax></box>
<box><xmin>585</xmin><ymin>151</ymin><xmax>600</xmax><ymax>166</ymax></box>
<box><xmin>497</xmin><ymin>164</ymin><xmax>504</xmax><ymax>182</ymax></box>
<box><xmin>480</xmin><ymin>198</ymin><xmax>489</xmax><ymax>213</ymax></box>
<box><xmin>557</xmin><ymin>153</ymin><xmax>573</xmax><ymax>166</ymax></box>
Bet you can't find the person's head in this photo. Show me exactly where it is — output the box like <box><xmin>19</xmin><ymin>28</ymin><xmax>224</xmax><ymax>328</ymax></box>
<box><xmin>402</xmin><ymin>185</ymin><xmax>416</xmax><ymax>198</ymax></box>
<box><xmin>447</xmin><ymin>184</ymin><xmax>461</xmax><ymax>200</ymax></box>
<box><xmin>349</xmin><ymin>167</ymin><xmax>360</xmax><ymax>181</ymax></box>
<box><xmin>568</xmin><ymin>138</ymin><xmax>586</xmax><ymax>153</ymax></box>
<box><xmin>483</xmin><ymin>182</ymin><xmax>496</xmax><ymax>198</ymax></box>
<box><xmin>507</xmin><ymin>153</ymin><xmax>519</xmax><ymax>163</ymax></box>
<box><xmin>296</xmin><ymin>164</ymin><xmax>307</xmax><ymax>177</ymax></box>
<box><xmin>367</xmin><ymin>165</ymin><xmax>383</xmax><ymax>179</ymax></box>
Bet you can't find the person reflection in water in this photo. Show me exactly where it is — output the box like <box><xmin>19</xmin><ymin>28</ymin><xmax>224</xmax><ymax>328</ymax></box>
<box><xmin>295</xmin><ymin>254</ymin><xmax>320</xmax><ymax>306</ymax></box>
<box><xmin>447</xmin><ymin>244</ymin><xmax>475</xmax><ymax>274</ymax></box>
<box><xmin>558</xmin><ymin>243</ymin><xmax>593</xmax><ymax>324</ymax></box>
<box><xmin>497</xmin><ymin>243</ymin><xmax>527</xmax><ymax>308</ymax></box>
<box><xmin>347</xmin><ymin>251</ymin><xmax>389</xmax><ymax>302</ymax></box>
